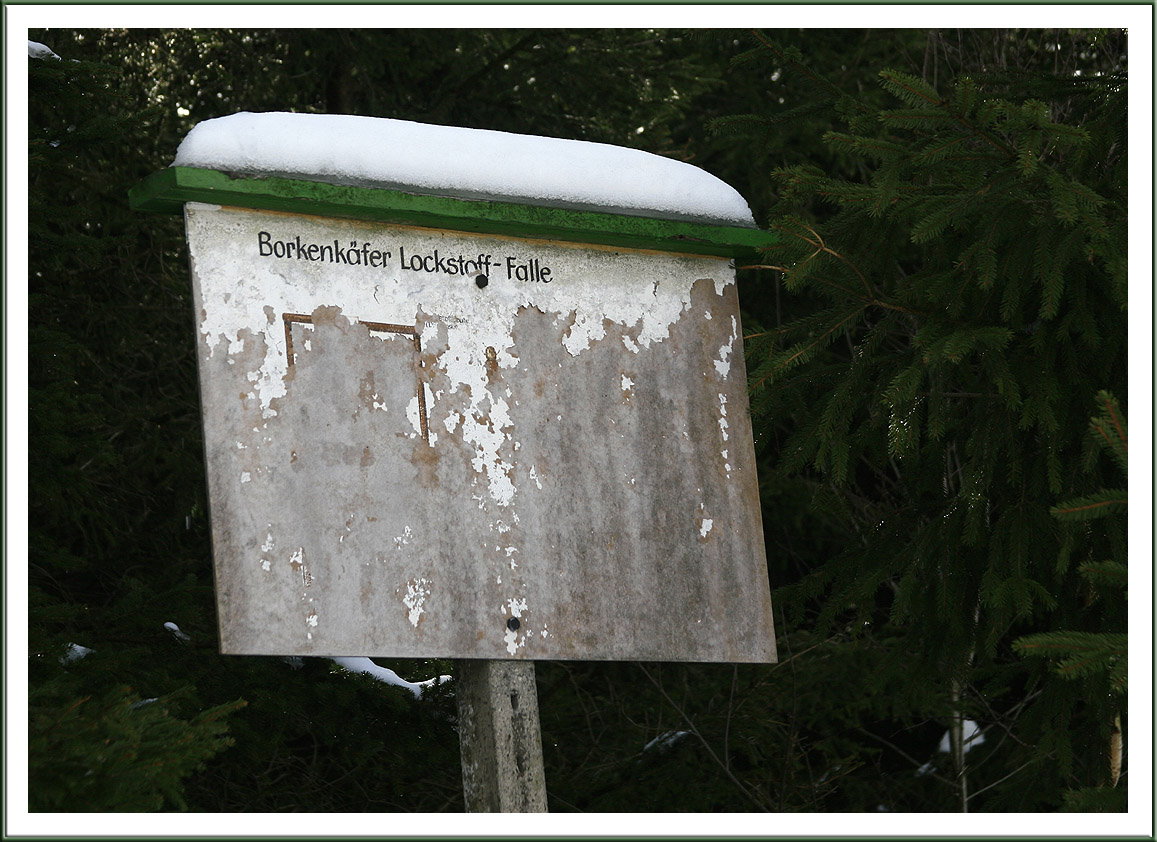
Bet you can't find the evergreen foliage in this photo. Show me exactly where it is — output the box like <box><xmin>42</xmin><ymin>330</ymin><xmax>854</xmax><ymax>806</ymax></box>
<box><xmin>28</xmin><ymin>38</ymin><xmax>247</xmax><ymax>812</ymax></box>
<box><xmin>1014</xmin><ymin>391</ymin><xmax>1128</xmax><ymax>803</ymax></box>
<box><xmin>29</xmin><ymin>680</ymin><xmax>244</xmax><ymax>812</ymax></box>
<box><xmin>725</xmin><ymin>29</ymin><xmax>1128</xmax><ymax>810</ymax></box>
<box><xmin>24</xmin><ymin>27</ymin><xmax>1131</xmax><ymax>815</ymax></box>
<box><xmin>24</xmin><ymin>28</ymin><xmax>759</xmax><ymax>813</ymax></box>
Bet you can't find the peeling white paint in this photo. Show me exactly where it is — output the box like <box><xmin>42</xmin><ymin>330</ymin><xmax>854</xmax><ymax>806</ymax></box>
<box><xmin>240</xmin><ymin>471</ymin><xmax>252</xmax><ymax>483</ymax></box>
<box><xmin>718</xmin><ymin>393</ymin><xmax>730</xmax><ymax>442</ymax></box>
<box><xmin>529</xmin><ymin>465</ymin><xmax>543</xmax><ymax>490</ymax></box>
<box><xmin>713</xmin><ymin>315</ymin><xmax>739</xmax><ymax>378</ymax></box>
<box><xmin>457</xmin><ymin>395</ymin><xmax>516</xmax><ymax>507</ymax></box>
<box><xmin>260</xmin><ymin>528</ymin><xmax>275</xmax><ymax>571</ymax></box>
<box><xmin>562</xmin><ymin>312</ymin><xmax>605</xmax><ymax>356</ymax></box>
<box><xmin>405</xmin><ymin>395</ymin><xmax>422</xmax><ymax>439</ymax></box>
<box><xmin>394</xmin><ymin>525</ymin><xmax>413</xmax><ymax>550</ymax></box>
<box><xmin>507</xmin><ymin>597</ymin><xmax>528</xmax><ymax>616</ymax></box>
<box><xmin>185</xmin><ymin>205</ymin><xmax>731</xmax><ymax>513</ymax></box>
<box><xmin>700</xmin><ymin>518</ymin><xmax>714</xmax><ymax>538</ymax></box>
<box><xmin>402</xmin><ymin>577</ymin><xmax>432</xmax><ymax>627</ymax></box>
<box><xmin>290</xmin><ymin>547</ymin><xmax>311</xmax><ymax>587</ymax></box>
<box><xmin>621</xmin><ymin>374</ymin><xmax>634</xmax><ymax>392</ymax></box>
<box><xmin>504</xmin><ymin>597</ymin><xmax>529</xmax><ymax>655</ymax></box>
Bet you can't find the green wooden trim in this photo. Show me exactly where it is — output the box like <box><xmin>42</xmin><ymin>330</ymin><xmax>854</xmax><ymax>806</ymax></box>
<box><xmin>129</xmin><ymin>167</ymin><xmax>776</xmax><ymax>259</ymax></box>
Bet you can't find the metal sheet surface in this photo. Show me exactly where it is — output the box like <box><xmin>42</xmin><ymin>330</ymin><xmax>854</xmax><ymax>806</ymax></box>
<box><xmin>186</xmin><ymin>204</ymin><xmax>775</xmax><ymax>662</ymax></box>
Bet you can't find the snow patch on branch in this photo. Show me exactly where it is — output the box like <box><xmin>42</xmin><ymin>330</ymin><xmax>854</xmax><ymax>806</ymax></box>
<box><xmin>915</xmin><ymin>719</ymin><xmax>985</xmax><ymax>776</ymax></box>
<box><xmin>330</xmin><ymin>656</ymin><xmax>451</xmax><ymax>699</ymax></box>
<box><xmin>60</xmin><ymin>643</ymin><xmax>93</xmax><ymax>664</ymax></box>
<box><xmin>29</xmin><ymin>41</ymin><xmax>61</xmax><ymax>61</ymax></box>
<box><xmin>643</xmin><ymin>729</ymin><xmax>690</xmax><ymax>754</ymax></box>
<box><xmin>164</xmin><ymin>621</ymin><xmax>191</xmax><ymax>643</ymax></box>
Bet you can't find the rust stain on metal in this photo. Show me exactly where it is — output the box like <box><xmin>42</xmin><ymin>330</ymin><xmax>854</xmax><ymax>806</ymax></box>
<box><xmin>283</xmin><ymin>311</ymin><xmax>429</xmax><ymax>445</ymax></box>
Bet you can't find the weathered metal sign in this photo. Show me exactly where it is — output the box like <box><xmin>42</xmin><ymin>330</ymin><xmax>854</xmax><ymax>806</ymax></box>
<box><xmin>186</xmin><ymin>202</ymin><xmax>775</xmax><ymax>662</ymax></box>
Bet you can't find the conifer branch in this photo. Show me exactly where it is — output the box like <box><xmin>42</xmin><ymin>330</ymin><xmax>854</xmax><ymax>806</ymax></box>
<box><xmin>748</xmin><ymin>30</ymin><xmax>857</xmax><ymax>109</ymax></box>
<box><xmin>878</xmin><ymin>70</ymin><xmax>1017</xmax><ymax>158</ymax></box>
<box><xmin>870</xmin><ymin>298</ymin><xmax>928</xmax><ymax>317</ymax></box>
<box><xmin>1098</xmin><ymin>391</ymin><xmax>1127</xmax><ymax>453</ymax></box>
<box><xmin>1049</xmin><ymin>495</ymin><xmax>1126</xmax><ymax>520</ymax></box>
<box><xmin>754</xmin><ymin>307</ymin><xmax>865</xmax><ymax>389</ymax></box>
<box><xmin>743</xmin><ymin>325</ymin><xmax>795</xmax><ymax>341</ymax></box>
<box><xmin>772</xmin><ymin>222</ymin><xmax>875</xmax><ymax>299</ymax></box>
<box><xmin>811</xmin><ymin>273</ymin><xmax>873</xmax><ymax>303</ymax></box>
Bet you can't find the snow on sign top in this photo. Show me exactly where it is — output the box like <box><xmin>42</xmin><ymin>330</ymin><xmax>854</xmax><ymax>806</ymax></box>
<box><xmin>173</xmin><ymin>112</ymin><xmax>756</xmax><ymax>227</ymax></box>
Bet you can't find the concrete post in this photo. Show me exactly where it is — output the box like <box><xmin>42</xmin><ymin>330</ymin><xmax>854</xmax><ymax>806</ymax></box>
<box><xmin>455</xmin><ymin>659</ymin><xmax>548</xmax><ymax>812</ymax></box>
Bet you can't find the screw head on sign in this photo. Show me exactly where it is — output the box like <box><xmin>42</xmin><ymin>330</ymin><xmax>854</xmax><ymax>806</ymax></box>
<box><xmin>475</xmin><ymin>274</ymin><xmax>489</xmax><ymax>288</ymax></box>
<box><xmin>507</xmin><ymin>617</ymin><xmax>520</xmax><ymax>632</ymax></box>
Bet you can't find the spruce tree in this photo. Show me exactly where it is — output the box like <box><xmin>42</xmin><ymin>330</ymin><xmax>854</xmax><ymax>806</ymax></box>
<box><xmin>28</xmin><ymin>36</ymin><xmax>247</xmax><ymax>812</ymax></box>
<box><xmin>1013</xmin><ymin>390</ymin><xmax>1127</xmax><ymax>810</ymax></box>
<box><xmin>27</xmin><ymin>27</ymin><xmax>1131</xmax><ymax>814</ymax></box>
<box><xmin>26</xmin><ymin>28</ymin><xmax>758</xmax><ymax>814</ymax></box>
<box><xmin>722</xmin><ymin>29</ymin><xmax>1128</xmax><ymax>811</ymax></box>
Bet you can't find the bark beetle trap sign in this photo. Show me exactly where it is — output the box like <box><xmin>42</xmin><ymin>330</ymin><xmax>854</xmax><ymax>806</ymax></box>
<box><xmin>139</xmin><ymin>149</ymin><xmax>777</xmax><ymax>662</ymax></box>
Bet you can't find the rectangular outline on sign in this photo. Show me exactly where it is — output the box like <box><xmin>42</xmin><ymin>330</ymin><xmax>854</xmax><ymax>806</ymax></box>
<box><xmin>282</xmin><ymin>313</ymin><xmax>430</xmax><ymax>444</ymax></box>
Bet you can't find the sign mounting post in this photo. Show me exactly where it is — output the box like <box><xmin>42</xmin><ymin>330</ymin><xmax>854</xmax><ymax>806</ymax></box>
<box><xmin>456</xmin><ymin>660</ymin><xmax>547</xmax><ymax>812</ymax></box>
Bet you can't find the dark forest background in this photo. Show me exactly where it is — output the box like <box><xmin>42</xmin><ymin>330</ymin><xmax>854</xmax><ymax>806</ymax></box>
<box><xmin>25</xmin><ymin>27</ymin><xmax>1130</xmax><ymax>813</ymax></box>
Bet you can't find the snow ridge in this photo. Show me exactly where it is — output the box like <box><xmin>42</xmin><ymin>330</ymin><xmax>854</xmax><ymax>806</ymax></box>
<box><xmin>173</xmin><ymin>112</ymin><xmax>755</xmax><ymax>227</ymax></box>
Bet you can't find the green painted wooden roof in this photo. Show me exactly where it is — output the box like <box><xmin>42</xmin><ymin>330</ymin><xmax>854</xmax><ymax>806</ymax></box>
<box><xmin>130</xmin><ymin>167</ymin><xmax>776</xmax><ymax>259</ymax></box>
